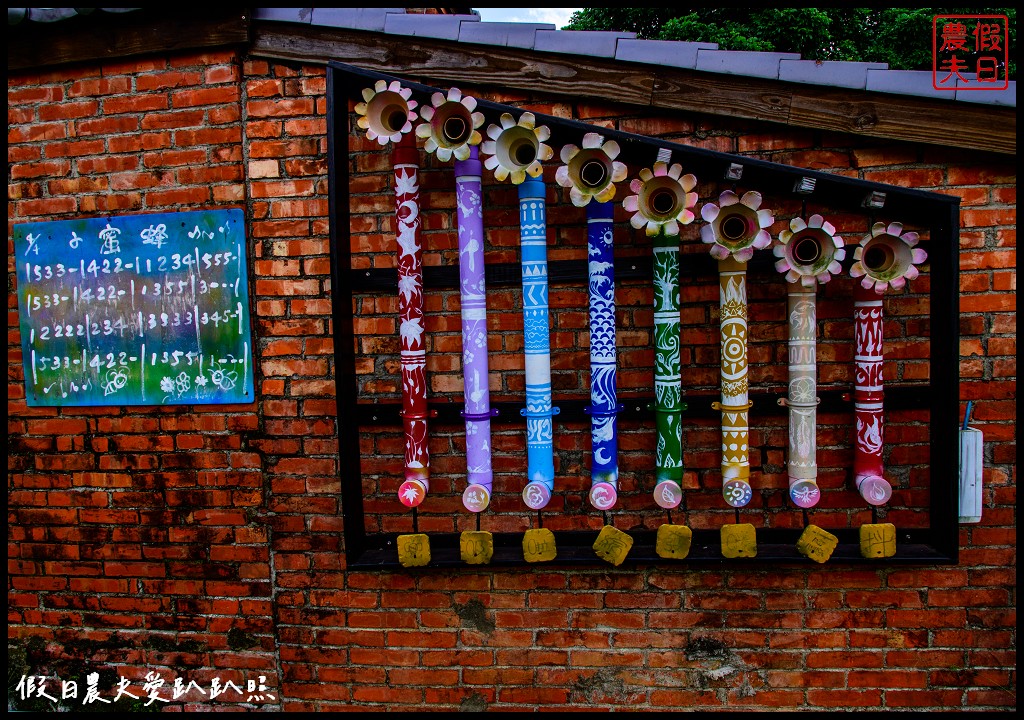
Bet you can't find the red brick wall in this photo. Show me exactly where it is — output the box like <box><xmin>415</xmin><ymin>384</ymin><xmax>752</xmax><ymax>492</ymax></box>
<box><xmin>7</xmin><ymin>49</ymin><xmax>1016</xmax><ymax>711</ymax></box>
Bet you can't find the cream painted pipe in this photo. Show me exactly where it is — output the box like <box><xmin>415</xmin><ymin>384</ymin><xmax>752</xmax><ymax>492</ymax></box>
<box><xmin>713</xmin><ymin>257</ymin><xmax>754</xmax><ymax>508</ymax></box>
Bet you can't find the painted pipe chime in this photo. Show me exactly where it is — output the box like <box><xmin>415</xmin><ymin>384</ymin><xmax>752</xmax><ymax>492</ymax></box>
<box><xmin>701</xmin><ymin>190</ymin><xmax>774</xmax><ymax>508</ymax></box>
<box><xmin>773</xmin><ymin>215</ymin><xmax>846</xmax><ymax>508</ymax></box>
<box><xmin>585</xmin><ymin>201</ymin><xmax>620</xmax><ymax>509</ymax></box>
<box><xmin>849</xmin><ymin>221</ymin><xmax>927</xmax><ymax>506</ymax></box>
<box><xmin>416</xmin><ymin>88</ymin><xmax>495</xmax><ymax>513</ymax></box>
<box><xmin>480</xmin><ymin>112</ymin><xmax>560</xmax><ymax>510</ymax></box>
<box><xmin>354</xmin><ymin>80</ymin><xmax>431</xmax><ymax>508</ymax></box>
<box><xmin>518</xmin><ymin>177</ymin><xmax>558</xmax><ymax>510</ymax></box>
<box><xmin>479</xmin><ymin>111</ymin><xmax>555</xmax><ymax>511</ymax></box>
<box><xmin>556</xmin><ymin>133</ymin><xmax>627</xmax><ymax>510</ymax></box>
<box><xmin>623</xmin><ymin>158</ymin><xmax>698</xmax><ymax>509</ymax></box>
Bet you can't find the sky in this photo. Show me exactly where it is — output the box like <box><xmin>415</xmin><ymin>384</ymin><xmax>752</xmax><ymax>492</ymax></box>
<box><xmin>473</xmin><ymin>8</ymin><xmax>582</xmax><ymax>29</ymax></box>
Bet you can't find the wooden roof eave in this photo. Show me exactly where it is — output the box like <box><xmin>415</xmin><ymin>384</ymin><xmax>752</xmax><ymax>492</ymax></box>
<box><xmin>249</xmin><ymin>21</ymin><xmax>1015</xmax><ymax>157</ymax></box>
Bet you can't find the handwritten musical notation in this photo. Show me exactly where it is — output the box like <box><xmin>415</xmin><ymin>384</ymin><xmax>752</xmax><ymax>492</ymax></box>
<box><xmin>14</xmin><ymin>209</ymin><xmax>254</xmax><ymax>406</ymax></box>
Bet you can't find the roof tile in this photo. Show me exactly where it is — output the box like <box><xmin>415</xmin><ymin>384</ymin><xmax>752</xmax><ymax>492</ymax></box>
<box><xmin>955</xmin><ymin>77</ymin><xmax>1016</xmax><ymax>106</ymax></box>
<box><xmin>459</xmin><ymin>21</ymin><xmax>555</xmax><ymax>50</ymax></box>
<box><xmin>534</xmin><ymin>30</ymin><xmax>636</xmax><ymax>58</ymax></box>
<box><xmin>383</xmin><ymin>13</ymin><xmax>479</xmax><ymax>41</ymax></box>
<box><xmin>866</xmin><ymin>69</ymin><xmax>949</xmax><ymax>99</ymax></box>
<box><xmin>615</xmin><ymin>39</ymin><xmax>717</xmax><ymax>70</ymax></box>
<box><xmin>253</xmin><ymin>8</ymin><xmax>313</xmax><ymax>24</ymax></box>
<box><xmin>779</xmin><ymin>60</ymin><xmax>888</xmax><ymax>90</ymax></box>
<box><xmin>310</xmin><ymin>8</ymin><xmax>405</xmax><ymax>32</ymax></box>
<box><xmin>696</xmin><ymin>49</ymin><xmax>801</xmax><ymax>80</ymax></box>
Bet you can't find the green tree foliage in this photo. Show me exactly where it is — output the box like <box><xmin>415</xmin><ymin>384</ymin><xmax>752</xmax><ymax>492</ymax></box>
<box><xmin>564</xmin><ymin>7</ymin><xmax>1016</xmax><ymax>77</ymax></box>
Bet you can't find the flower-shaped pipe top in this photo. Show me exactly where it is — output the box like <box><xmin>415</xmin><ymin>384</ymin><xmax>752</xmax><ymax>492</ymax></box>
<box><xmin>773</xmin><ymin>214</ymin><xmax>845</xmax><ymax>511</ymax></box>
<box><xmin>774</xmin><ymin>214</ymin><xmax>846</xmax><ymax>287</ymax></box>
<box><xmin>555</xmin><ymin>132</ymin><xmax>627</xmax><ymax>207</ymax></box>
<box><xmin>850</xmin><ymin>221</ymin><xmax>927</xmax><ymax>294</ymax></box>
<box><xmin>481</xmin><ymin>112</ymin><xmax>553</xmax><ymax>185</ymax></box>
<box><xmin>700</xmin><ymin>190</ymin><xmax>774</xmax><ymax>261</ymax></box>
<box><xmin>623</xmin><ymin>162</ymin><xmax>698</xmax><ymax>237</ymax></box>
<box><xmin>415</xmin><ymin>87</ymin><xmax>484</xmax><ymax>162</ymax></box>
<box><xmin>355</xmin><ymin>80</ymin><xmax>419</xmax><ymax>146</ymax></box>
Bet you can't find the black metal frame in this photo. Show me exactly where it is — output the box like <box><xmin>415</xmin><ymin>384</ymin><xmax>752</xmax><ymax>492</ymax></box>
<box><xmin>327</xmin><ymin>60</ymin><xmax>960</xmax><ymax>569</ymax></box>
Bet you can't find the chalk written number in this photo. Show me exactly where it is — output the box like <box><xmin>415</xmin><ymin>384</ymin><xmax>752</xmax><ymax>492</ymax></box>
<box><xmin>76</xmin><ymin>286</ymin><xmax>119</xmax><ymax>302</ymax></box>
<box><xmin>27</xmin><ymin>258</ymin><xmax>129</xmax><ymax>281</ymax></box>
<box><xmin>147</xmin><ymin>311</ymin><xmax>194</xmax><ymax>329</ymax></box>
<box><xmin>198</xmin><ymin>308</ymin><xmax>241</xmax><ymax>328</ymax></box>
<box><xmin>30</xmin><ymin>293</ymin><xmax>69</xmax><ymax>310</ymax></box>
<box><xmin>38</xmin><ymin>318</ymin><xmax>128</xmax><ymax>341</ymax></box>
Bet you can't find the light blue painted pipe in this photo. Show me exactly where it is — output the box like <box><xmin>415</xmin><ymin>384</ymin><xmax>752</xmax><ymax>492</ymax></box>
<box><xmin>518</xmin><ymin>177</ymin><xmax>557</xmax><ymax>509</ymax></box>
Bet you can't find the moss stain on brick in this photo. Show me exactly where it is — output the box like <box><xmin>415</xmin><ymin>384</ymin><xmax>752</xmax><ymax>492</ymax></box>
<box><xmin>454</xmin><ymin>599</ymin><xmax>495</xmax><ymax>635</ymax></box>
<box><xmin>227</xmin><ymin>627</ymin><xmax>259</xmax><ymax>650</ymax></box>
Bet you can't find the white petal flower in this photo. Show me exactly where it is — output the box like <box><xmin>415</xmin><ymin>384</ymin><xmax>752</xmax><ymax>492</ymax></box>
<box><xmin>479</xmin><ymin>112</ymin><xmax>552</xmax><ymax>185</ymax></box>
<box><xmin>414</xmin><ymin>87</ymin><xmax>483</xmax><ymax>162</ymax></box>
<box><xmin>774</xmin><ymin>213</ymin><xmax>846</xmax><ymax>285</ymax></box>
<box><xmin>700</xmin><ymin>189</ymin><xmax>775</xmax><ymax>261</ymax></box>
<box><xmin>555</xmin><ymin>134</ymin><xmax>626</xmax><ymax>207</ymax></box>
<box><xmin>354</xmin><ymin>80</ymin><xmax>418</xmax><ymax>145</ymax></box>
<box><xmin>621</xmin><ymin>162</ymin><xmax>698</xmax><ymax>237</ymax></box>
<box><xmin>850</xmin><ymin>221</ymin><xmax>927</xmax><ymax>295</ymax></box>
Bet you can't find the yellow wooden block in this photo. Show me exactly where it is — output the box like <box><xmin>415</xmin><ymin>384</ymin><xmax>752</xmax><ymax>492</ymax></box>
<box><xmin>522</xmin><ymin>528</ymin><xmax>557</xmax><ymax>563</ymax></box>
<box><xmin>860</xmin><ymin>523</ymin><xmax>897</xmax><ymax>558</ymax></box>
<box><xmin>460</xmin><ymin>531</ymin><xmax>493</xmax><ymax>565</ymax></box>
<box><xmin>797</xmin><ymin>524</ymin><xmax>839</xmax><ymax>563</ymax></box>
<box><xmin>397</xmin><ymin>533</ymin><xmax>430</xmax><ymax>567</ymax></box>
<box><xmin>593</xmin><ymin>525</ymin><xmax>633</xmax><ymax>566</ymax></box>
<box><xmin>656</xmin><ymin>524</ymin><xmax>692</xmax><ymax>559</ymax></box>
<box><xmin>720</xmin><ymin>523</ymin><xmax>757</xmax><ymax>558</ymax></box>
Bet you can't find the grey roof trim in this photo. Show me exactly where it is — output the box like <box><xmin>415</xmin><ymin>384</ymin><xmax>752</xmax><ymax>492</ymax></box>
<box><xmin>9</xmin><ymin>7</ymin><xmax>141</xmax><ymax>25</ymax></box>
<box><xmin>534</xmin><ymin>29</ymin><xmax>636</xmax><ymax>58</ymax></box>
<box><xmin>866</xmin><ymin>69</ymin><xmax>950</xmax><ymax>99</ymax></box>
<box><xmin>253</xmin><ymin>8</ymin><xmax>313</xmax><ymax>24</ymax></box>
<box><xmin>779</xmin><ymin>60</ymin><xmax>888</xmax><ymax>91</ymax></box>
<box><xmin>955</xmin><ymin>76</ymin><xmax>1016</xmax><ymax>106</ymax></box>
<box><xmin>458</xmin><ymin>21</ymin><xmax>555</xmax><ymax>50</ymax></box>
<box><xmin>695</xmin><ymin>48</ymin><xmax>802</xmax><ymax>81</ymax></box>
<box><xmin>311</xmin><ymin>8</ymin><xmax>407</xmax><ymax>33</ymax></box>
<box><xmin>615</xmin><ymin>39</ymin><xmax>718</xmax><ymax>70</ymax></box>
<box><xmin>382</xmin><ymin>13</ymin><xmax>479</xmax><ymax>42</ymax></box>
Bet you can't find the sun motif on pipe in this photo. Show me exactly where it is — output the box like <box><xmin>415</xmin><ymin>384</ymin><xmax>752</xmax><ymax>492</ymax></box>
<box><xmin>481</xmin><ymin>112</ymin><xmax>553</xmax><ymax>185</ymax></box>
<box><xmin>555</xmin><ymin>132</ymin><xmax>627</xmax><ymax>207</ymax></box>
<box><xmin>774</xmin><ymin>214</ymin><xmax>846</xmax><ymax>287</ymax></box>
<box><xmin>700</xmin><ymin>190</ymin><xmax>774</xmax><ymax>261</ymax></box>
<box><xmin>354</xmin><ymin>80</ymin><xmax>418</xmax><ymax>146</ymax></box>
<box><xmin>850</xmin><ymin>221</ymin><xmax>927</xmax><ymax>294</ymax></box>
<box><xmin>415</xmin><ymin>87</ymin><xmax>484</xmax><ymax>162</ymax></box>
<box><xmin>622</xmin><ymin>162</ymin><xmax>698</xmax><ymax>237</ymax></box>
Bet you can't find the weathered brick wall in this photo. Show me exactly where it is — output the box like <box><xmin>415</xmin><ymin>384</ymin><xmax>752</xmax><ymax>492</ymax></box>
<box><xmin>7</xmin><ymin>50</ymin><xmax>1016</xmax><ymax>711</ymax></box>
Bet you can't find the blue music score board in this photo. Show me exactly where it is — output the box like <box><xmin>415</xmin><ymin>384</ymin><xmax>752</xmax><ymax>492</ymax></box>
<box><xmin>14</xmin><ymin>209</ymin><xmax>254</xmax><ymax>407</ymax></box>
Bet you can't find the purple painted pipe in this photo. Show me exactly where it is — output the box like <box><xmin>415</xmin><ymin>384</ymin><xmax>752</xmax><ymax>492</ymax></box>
<box><xmin>454</xmin><ymin>146</ymin><xmax>495</xmax><ymax>512</ymax></box>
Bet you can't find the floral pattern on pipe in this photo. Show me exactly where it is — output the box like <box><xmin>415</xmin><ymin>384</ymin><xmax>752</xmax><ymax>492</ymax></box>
<box><xmin>703</xmin><ymin>190</ymin><xmax>774</xmax><ymax>508</ymax></box>
<box><xmin>849</xmin><ymin>221</ymin><xmax>927</xmax><ymax>506</ymax></box>
<box><xmin>774</xmin><ymin>214</ymin><xmax>846</xmax><ymax>509</ymax></box>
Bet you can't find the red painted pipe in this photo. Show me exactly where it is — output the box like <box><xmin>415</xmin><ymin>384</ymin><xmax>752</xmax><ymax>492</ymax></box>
<box><xmin>852</xmin><ymin>283</ymin><xmax>891</xmax><ymax>505</ymax></box>
<box><xmin>393</xmin><ymin>134</ymin><xmax>430</xmax><ymax>508</ymax></box>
